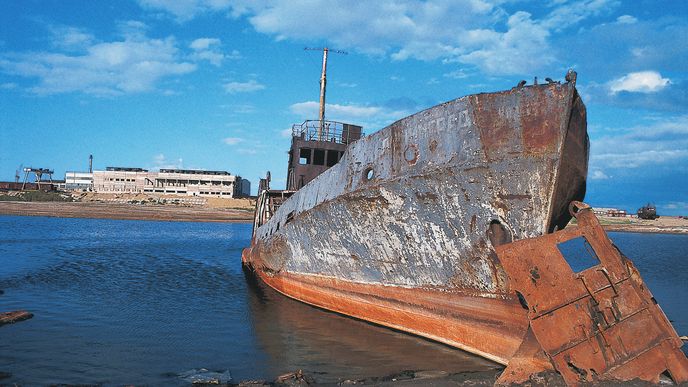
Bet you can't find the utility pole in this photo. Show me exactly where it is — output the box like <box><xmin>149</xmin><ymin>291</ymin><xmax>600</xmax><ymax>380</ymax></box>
<box><xmin>305</xmin><ymin>47</ymin><xmax>347</xmax><ymax>140</ymax></box>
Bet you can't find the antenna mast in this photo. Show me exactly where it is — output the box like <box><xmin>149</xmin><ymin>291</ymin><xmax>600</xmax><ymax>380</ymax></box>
<box><xmin>305</xmin><ymin>47</ymin><xmax>347</xmax><ymax>140</ymax></box>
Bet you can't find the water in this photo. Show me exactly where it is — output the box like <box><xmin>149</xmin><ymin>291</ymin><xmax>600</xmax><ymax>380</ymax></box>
<box><xmin>0</xmin><ymin>216</ymin><xmax>496</xmax><ymax>385</ymax></box>
<box><xmin>0</xmin><ymin>217</ymin><xmax>686</xmax><ymax>385</ymax></box>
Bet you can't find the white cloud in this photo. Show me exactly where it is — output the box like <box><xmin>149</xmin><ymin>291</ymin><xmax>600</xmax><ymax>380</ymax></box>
<box><xmin>616</xmin><ymin>15</ymin><xmax>637</xmax><ymax>24</ymax></box>
<box><xmin>137</xmin><ymin>0</ymin><xmax>233</xmax><ymax>22</ymax></box>
<box><xmin>593</xmin><ymin>149</ymin><xmax>688</xmax><ymax>168</ymax></box>
<box><xmin>590</xmin><ymin>170</ymin><xmax>609</xmax><ymax>180</ymax></box>
<box><xmin>189</xmin><ymin>37</ymin><xmax>225</xmax><ymax>66</ymax></box>
<box><xmin>50</xmin><ymin>26</ymin><xmax>95</xmax><ymax>50</ymax></box>
<box><xmin>289</xmin><ymin>100</ymin><xmax>414</xmax><ymax>131</ymax></box>
<box><xmin>190</xmin><ymin>38</ymin><xmax>219</xmax><ymax>50</ymax></box>
<box><xmin>226</xmin><ymin>49</ymin><xmax>242</xmax><ymax>60</ymax></box>
<box><xmin>542</xmin><ymin>0</ymin><xmax>618</xmax><ymax>31</ymax></box>
<box><xmin>609</xmin><ymin>71</ymin><xmax>671</xmax><ymax>94</ymax></box>
<box><xmin>661</xmin><ymin>201</ymin><xmax>688</xmax><ymax>211</ymax></box>
<box><xmin>153</xmin><ymin>153</ymin><xmax>183</xmax><ymax>169</ymax></box>
<box><xmin>0</xmin><ymin>26</ymin><xmax>196</xmax><ymax>96</ymax></box>
<box><xmin>337</xmin><ymin>82</ymin><xmax>357</xmax><ymax>88</ymax></box>
<box><xmin>0</xmin><ymin>82</ymin><xmax>16</xmax><ymax>89</ymax></box>
<box><xmin>444</xmin><ymin>69</ymin><xmax>471</xmax><ymax>79</ymax></box>
<box><xmin>281</xmin><ymin>128</ymin><xmax>293</xmax><ymax>138</ymax></box>
<box><xmin>231</xmin><ymin>104</ymin><xmax>255</xmax><ymax>114</ymax></box>
<box><xmin>456</xmin><ymin>11</ymin><xmax>554</xmax><ymax>74</ymax></box>
<box><xmin>137</xmin><ymin>0</ymin><xmax>618</xmax><ymax>76</ymax></box>
<box><xmin>223</xmin><ymin>137</ymin><xmax>243</xmax><ymax>145</ymax></box>
<box><xmin>223</xmin><ymin>79</ymin><xmax>265</xmax><ymax>93</ymax></box>
<box><xmin>290</xmin><ymin>101</ymin><xmax>382</xmax><ymax>118</ymax></box>
<box><xmin>591</xmin><ymin>115</ymin><xmax>688</xmax><ymax>169</ymax></box>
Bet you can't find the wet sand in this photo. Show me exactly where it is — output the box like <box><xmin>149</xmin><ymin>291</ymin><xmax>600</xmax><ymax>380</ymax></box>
<box><xmin>0</xmin><ymin>201</ymin><xmax>253</xmax><ymax>222</ymax></box>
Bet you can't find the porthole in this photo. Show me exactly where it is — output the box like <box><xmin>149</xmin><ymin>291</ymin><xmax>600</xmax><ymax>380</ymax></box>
<box><xmin>404</xmin><ymin>145</ymin><xmax>418</xmax><ymax>164</ymax></box>
<box><xmin>363</xmin><ymin>167</ymin><xmax>374</xmax><ymax>181</ymax></box>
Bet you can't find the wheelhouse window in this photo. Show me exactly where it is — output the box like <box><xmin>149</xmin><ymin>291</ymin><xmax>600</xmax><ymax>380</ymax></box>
<box><xmin>326</xmin><ymin>150</ymin><xmax>339</xmax><ymax>167</ymax></box>
<box><xmin>313</xmin><ymin>149</ymin><xmax>325</xmax><ymax>166</ymax></box>
<box><xmin>299</xmin><ymin>148</ymin><xmax>312</xmax><ymax>165</ymax></box>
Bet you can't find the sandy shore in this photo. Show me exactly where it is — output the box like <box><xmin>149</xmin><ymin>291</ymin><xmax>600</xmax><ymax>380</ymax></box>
<box><xmin>2</xmin><ymin>197</ymin><xmax>686</xmax><ymax>233</ymax></box>
<box><xmin>597</xmin><ymin>215</ymin><xmax>688</xmax><ymax>234</ymax></box>
<box><xmin>0</xmin><ymin>201</ymin><xmax>253</xmax><ymax>223</ymax></box>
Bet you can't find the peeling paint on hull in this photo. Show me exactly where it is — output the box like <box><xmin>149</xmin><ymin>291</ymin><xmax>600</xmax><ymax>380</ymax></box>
<box><xmin>244</xmin><ymin>80</ymin><xmax>587</xmax><ymax>363</ymax></box>
<box><xmin>242</xmin><ymin>77</ymin><xmax>688</xmax><ymax>383</ymax></box>
<box><xmin>243</xmin><ymin>81</ymin><xmax>585</xmax><ymax>354</ymax></box>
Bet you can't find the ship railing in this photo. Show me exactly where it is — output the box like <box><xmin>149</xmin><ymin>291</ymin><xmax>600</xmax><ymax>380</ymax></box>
<box><xmin>291</xmin><ymin>120</ymin><xmax>363</xmax><ymax>145</ymax></box>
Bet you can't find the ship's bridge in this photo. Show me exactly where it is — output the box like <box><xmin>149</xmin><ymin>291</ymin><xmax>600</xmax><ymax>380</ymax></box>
<box><xmin>286</xmin><ymin>119</ymin><xmax>362</xmax><ymax>190</ymax></box>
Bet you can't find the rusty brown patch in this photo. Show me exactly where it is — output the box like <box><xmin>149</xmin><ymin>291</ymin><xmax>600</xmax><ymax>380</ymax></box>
<box><xmin>469</xmin><ymin>93</ymin><xmax>518</xmax><ymax>161</ymax></box>
<box><xmin>520</xmin><ymin>90</ymin><xmax>563</xmax><ymax>155</ymax></box>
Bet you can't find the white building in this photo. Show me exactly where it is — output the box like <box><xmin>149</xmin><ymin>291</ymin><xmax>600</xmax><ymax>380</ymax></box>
<box><xmin>65</xmin><ymin>171</ymin><xmax>94</xmax><ymax>191</ymax></box>
<box><xmin>92</xmin><ymin>167</ymin><xmax>149</xmax><ymax>193</ymax></box>
<box><xmin>85</xmin><ymin>167</ymin><xmax>249</xmax><ymax>198</ymax></box>
<box><xmin>145</xmin><ymin>169</ymin><xmax>242</xmax><ymax>198</ymax></box>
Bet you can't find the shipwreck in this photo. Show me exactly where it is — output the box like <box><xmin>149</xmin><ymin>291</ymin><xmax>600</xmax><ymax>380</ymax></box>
<box><xmin>242</xmin><ymin>51</ymin><xmax>688</xmax><ymax>385</ymax></box>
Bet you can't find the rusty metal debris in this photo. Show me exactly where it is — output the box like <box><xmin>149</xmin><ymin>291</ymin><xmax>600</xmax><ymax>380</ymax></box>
<box><xmin>0</xmin><ymin>310</ymin><xmax>33</xmax><ymax>326</ymax></box>
<box><xmin>496</xmin><ymin>202</ymin><xmax>688</xmax><ymax>385</ymax></box>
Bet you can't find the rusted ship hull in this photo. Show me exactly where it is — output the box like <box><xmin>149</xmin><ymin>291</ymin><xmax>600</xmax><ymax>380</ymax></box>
<box><xmin>242</xmin><ymin>77</ymin><xmax>688</xmax><ymax>384</ymax></box>
<box><xmin>244</xmin><ymin>79</ymin><xmax>585</xmax><ymax>357</ymax></box>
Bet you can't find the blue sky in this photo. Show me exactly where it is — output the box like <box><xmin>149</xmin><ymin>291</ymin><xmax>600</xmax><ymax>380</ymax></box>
<box><xmin>0</xmin><ymin>0</ymin><xmax>686</xmax><ymax>215</ymax></box>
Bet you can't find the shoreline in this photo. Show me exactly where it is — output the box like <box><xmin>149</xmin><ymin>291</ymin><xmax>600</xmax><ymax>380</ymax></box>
<box><xmin>2</xmin><ymin>202</ymin><xmax>687</xmax><ymax>233</ymax></box>
<box><xmin>0</xmin><ymin>201</ymin><xmax>253</xmax><ymax>223</ymax></box>
<box><xmin>602</xmin><ymin>224</ymin><xmax>688</xmax><ymax>235</ymax></box>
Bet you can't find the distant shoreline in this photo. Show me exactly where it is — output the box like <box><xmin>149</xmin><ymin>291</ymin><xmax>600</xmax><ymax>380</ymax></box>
<box><xmin>0</xmin><ymin>201</ymin><xmax>253</xmax><ymax>223</ymax></box>
<box><xmin>2</xmin><ymin>200</ymin><xmax>686</xmax><ymax>234</ymax></box>
<box><xmin>602</xmin><ymin>224</ymin><xmax>688</xmax><ymax>235</ymax></box>
<box><xmin>570</xmin><ymin>215</ymin><xmax>688</xmax><ymax>235</ymax></box>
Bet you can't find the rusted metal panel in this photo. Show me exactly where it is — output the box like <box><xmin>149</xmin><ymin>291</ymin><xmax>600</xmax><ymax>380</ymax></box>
<box><xmin>496</xmin><ymin>202</ymin><xmax>688</xmax><ymax>384</ymax></box>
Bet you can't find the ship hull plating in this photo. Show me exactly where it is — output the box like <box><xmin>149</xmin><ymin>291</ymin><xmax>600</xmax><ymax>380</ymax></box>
<box><xmin>242</xmin><ymin>79</ymin><xmax>688</xmax><ymax>383</ymax></box>
<box><xmin>244</xmin><ymin>81</ymin><xmax>586</xmax><ymax>361</ymax></box>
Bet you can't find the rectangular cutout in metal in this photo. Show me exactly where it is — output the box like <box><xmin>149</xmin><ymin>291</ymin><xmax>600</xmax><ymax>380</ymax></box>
<box><xmin>557</xmin><ymin>236</ymin><xmax>600</xmax><ymax>273</ymax></box>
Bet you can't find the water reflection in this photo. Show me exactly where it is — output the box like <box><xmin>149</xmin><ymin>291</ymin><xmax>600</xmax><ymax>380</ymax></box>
<box><xmin>243</xmin><ymin>268</ymin><xmax>498</xmax><ymax>383</ymax></box>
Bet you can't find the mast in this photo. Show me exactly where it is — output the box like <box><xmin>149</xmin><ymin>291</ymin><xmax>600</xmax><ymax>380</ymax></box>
<box><xmin>318</xmin><ymin>48</ymin><xmax>328</xmax><ymax>141</ymax></box>
<box><xmin>305</xmin><ymin>47</ymin><xmax>347</xmax><ymax>141</ymax></box>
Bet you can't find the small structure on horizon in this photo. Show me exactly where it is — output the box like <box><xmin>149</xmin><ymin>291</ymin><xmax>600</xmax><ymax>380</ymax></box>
<box><xmin>21</xmin><ymin>167</ymin><xmax>54</xmax><ymax>191</ymax></box>
<box><xmin>592</xmin><ymin>207</ymin><xmax>629</xmax><ymax>217</ymax></box>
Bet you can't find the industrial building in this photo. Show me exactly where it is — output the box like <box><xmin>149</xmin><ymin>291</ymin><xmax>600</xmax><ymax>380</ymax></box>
<box><xmin>68</xmin><ymin>167</ymin><xmax>250</xmax><ymax>198</ymax></box>
<box><xmin>65</xmin><ymin>171</ymin><xmax>95</xmax><ymax>191</ymax></box>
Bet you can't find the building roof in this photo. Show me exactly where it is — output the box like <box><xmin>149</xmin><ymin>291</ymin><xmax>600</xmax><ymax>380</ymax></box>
<box><xmin>159</xmin><ymin>169</ymin><xmax>230</xmax><ymax>175</ymax></box>
<box><xmin>105</xmin><ymin>167</ymin><xmax>148</xmax><ymax>172</ymax></box>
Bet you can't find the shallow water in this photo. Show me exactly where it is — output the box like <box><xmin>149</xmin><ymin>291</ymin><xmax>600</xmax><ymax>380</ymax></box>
<box><xmin>0</xmin><ymin>216</ymin><xmax>497</xmax><ymax>385</ymax></box>
<box><xmin>0</xmin><ymin>216</ymin><xmax>685</xmax><ymax>385</ymax></box>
